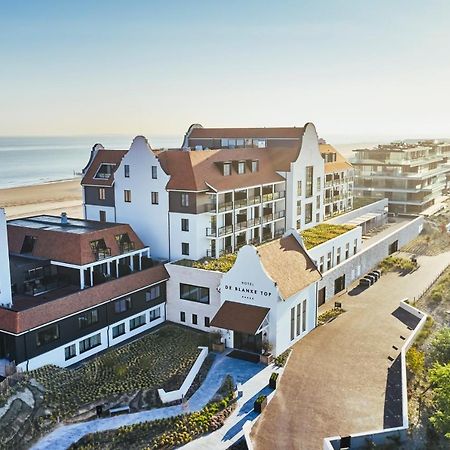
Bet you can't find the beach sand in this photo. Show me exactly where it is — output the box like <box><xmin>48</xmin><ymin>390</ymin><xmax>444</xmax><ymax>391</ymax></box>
<box><xmin>0</xmin><ymin>178</ymin><xmax>83</xmax><ymax>219</ymax></box>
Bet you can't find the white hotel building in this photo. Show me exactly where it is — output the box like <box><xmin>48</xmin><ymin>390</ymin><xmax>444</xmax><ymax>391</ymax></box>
<box><xmin>0</xmin><ymin>123</ymin><xmax>424</xmax><ymax>370</ymax></box>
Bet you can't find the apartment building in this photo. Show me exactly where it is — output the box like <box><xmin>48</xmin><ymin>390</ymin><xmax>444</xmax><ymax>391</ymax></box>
<box><xmin>320</xmin><ymin>143</ymin><xmax>354</xmax><ymax>218</ymax></box>
<box><xmin>0</xmin><ymin>213</ymin><xmax>168</xmax><ymax>371</ymax></box>
<box><xmin>352</xmin><ymin>141</ymin><xmax>450</xmax><ymax>214</ymax></box>
<box><xmin>82</xmin><ymin>123</ymin><xmax>339</xmax><ymax>261</ymax></box>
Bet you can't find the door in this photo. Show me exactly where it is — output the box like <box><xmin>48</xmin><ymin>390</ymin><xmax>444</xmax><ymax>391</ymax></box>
<box><xmin>334</xmin><ymin>275</ymin><xmax>346</xmax><ymax>294</ymax></box>
<box><xmin>234</xmin><ymin>332</ymin><xmax>262</xmax><ymax>353</ymax></box>
<box><xmin>318</xmin><ymin>287</ymin><xmax>326</xmax><ymax>307</ymax></box>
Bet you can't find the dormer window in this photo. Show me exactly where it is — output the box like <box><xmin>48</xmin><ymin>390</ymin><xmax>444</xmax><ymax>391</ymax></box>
<box><xmin>95</xmin><ymin>164</ymin><xmax>114</xmax><ymax>179</ymax></box>
<box><xmin>251</xmin><ymin>160</ymin><xmax>259</xmax><ymax>173</ymax></box>
<box><xmin>223</xmin><ymin>163</ymin><xmax>232</xmax><ymax>176</ymax></box>
<box><xmin>21</xmin><ymin>235</ymin><xmax>37</xmax><ymax>254</ymax></box>
<box><xmin>237</xmin><ymin>161</ymin><xmax>246</xmax><ymax>175</ymax></box>
<box><xmin>256</xmin><ymin>139</ymin><xmax>267</xmax><ymax>148</ymax></box>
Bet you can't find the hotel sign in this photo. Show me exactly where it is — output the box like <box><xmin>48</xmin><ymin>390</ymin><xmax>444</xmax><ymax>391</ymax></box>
<box><xmin>223</xmin><ymin>280</ymin><xmax>272</xmax><ymax>301</ymax></box>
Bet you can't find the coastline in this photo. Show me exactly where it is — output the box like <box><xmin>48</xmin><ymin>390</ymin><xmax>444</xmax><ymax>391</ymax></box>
<box><xmin>0</xmin><ymin>178</ymin><xmax>83</xmax><ymax>219</ymax></box>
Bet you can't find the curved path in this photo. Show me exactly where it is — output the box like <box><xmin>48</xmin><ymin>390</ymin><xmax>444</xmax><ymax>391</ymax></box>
<box><xmin>31</xmin><ymin>353</ymin><xmax>267</xmax><ymax>450</ymax></box>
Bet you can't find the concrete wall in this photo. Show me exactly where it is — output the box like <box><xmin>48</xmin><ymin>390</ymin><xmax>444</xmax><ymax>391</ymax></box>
<box><xmin>158</xmin><ymin>346</ymin><xmax>208</xmax><ymax>403</ymax></box>
<box><xmin>318</xmin><ymin>215</ymin><xmax>424</xmax><ymax>303</ymax></box>
<box><xmin>326</xmin><ymin>198</ymin><xmax>389</xmax><ymax>225</ymax></box>
<box><xmin>0</xmin><ymin>209</ymin><xmax>12</xmax><ymax>307</ymax></box>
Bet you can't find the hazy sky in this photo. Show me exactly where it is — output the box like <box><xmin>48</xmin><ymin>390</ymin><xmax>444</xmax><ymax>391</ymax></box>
<box><xmin>1</xmin><ymin>0</ymin><xmax>450</xmax><ymax>142</ymax></box>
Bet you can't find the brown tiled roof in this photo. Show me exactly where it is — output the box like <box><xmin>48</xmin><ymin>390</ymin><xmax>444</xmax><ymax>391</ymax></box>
<box><xmin>157</xmin><ymin>145</ymin><xmax>299</xmax><ymax>191</ymax></box>
<box><xmin>0</xmin><ymin>265</ymin><xmax>169</xmax><ymax>334</ymax></box>
<box><xmin>257</xmin><ymin>235</ymin><xmax>321</xmax><ymax>300</ymax></box>
<box><xmin>320</xmin><ymin>144</ymin><xmax>353</xmax><ymax>174</ymax></box>
<box><xmin>189</xmin><ymin>127</ymin><xmax>304</xmax><ymax>139</ymax></box>
<box><xmin>7</xmin><ymin>219</ymin><xmax>145</xmax><ymax>265</ymax></box>
<box><xmin>81</xmin><ymin>149</ymin><xmax>127</xmax><ymax>186</ymax></box>
<box><xmin>210</xmin><ymin>301</ymin><xmax>270</xmax><ymax>334</ymax></box>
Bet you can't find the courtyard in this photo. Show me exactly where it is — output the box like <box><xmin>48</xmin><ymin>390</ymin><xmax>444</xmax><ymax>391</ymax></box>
<box><xmin>251</xmin><ymin>251</ymin><xmax>450</xmax><ymax>450</ymax></box>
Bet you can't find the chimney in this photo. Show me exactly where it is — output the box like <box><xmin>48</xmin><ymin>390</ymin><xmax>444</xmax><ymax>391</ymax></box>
<box><xmin>61</xmin><ymin>212</ymin><xmax>68</xmax><ymax>225</ymax></box>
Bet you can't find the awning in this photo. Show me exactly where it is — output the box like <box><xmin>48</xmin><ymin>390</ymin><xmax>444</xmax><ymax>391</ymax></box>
<box><xmin>210</xmin><ymin>301</ymin><xmax>270</xmax><ymax>335</ymax></box>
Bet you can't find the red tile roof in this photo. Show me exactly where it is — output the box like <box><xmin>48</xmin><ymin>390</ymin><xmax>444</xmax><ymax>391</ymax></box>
<box><xmin>188</xmin><ymin>127</ymin><xmax>305</xmax><ymax>139</ymax></box>
<box><xmin>0</xmin><ymin>265</ymin><xmax>169</xmax><ymax>334</ymax></box>
<box><xmin>81</xmin><ymin>149</ymin><xmax>127</xmax><ymax>187</ymax></box>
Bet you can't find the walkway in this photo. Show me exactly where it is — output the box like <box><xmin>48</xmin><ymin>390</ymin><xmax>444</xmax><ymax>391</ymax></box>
<box><xmin>31</xmin><ymin>352</ymin><xmax>268</xmax><ymax>450</ymax></box>
<box><xmin>251</xmin><ymin>252</ymin><xmax>450</xmax><ymax>450</ymax></box>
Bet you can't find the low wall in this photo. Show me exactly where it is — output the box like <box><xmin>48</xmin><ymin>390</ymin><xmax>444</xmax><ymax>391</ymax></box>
<box><xmin>326</xmin><ymin>199</ymin><xmax>389</xmax><ymax>225</ymax></box>
<box><xmin>319</xmin><ymin>216</ymin><xmax>424</xmax><ymax>303</ymax></box>
<box><xmin>158</xmin><ymin>346</ymin><xmax>208</xmax><ymax>404</ymax></box>
<box><xmin>323</xmin><ymin>300</ymin><xmax>427</xmax><ymax>449</ymax></box>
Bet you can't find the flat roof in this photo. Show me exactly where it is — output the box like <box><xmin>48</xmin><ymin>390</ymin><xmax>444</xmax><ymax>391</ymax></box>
<box><xmin>344</xmin><ymin>212</ymin><xmax>383</xmax><ymax>226</ymax></box>
<box><xmin>8</xmin><ymin>215</ymin><xmax>120</xmax><ymax>235</ymax></box>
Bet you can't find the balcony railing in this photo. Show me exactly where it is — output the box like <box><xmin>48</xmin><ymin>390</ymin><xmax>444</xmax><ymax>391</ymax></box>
<box><xmin>219</xmin><ymin>246</ymin><xmax>233</xmax><ymax>256</ymax></box>
<box><xmin>206</xmin><ymin>228</ymin><xmax>217</xmax><ymax>237</ymax></box>
<box><xmin>235</xmin><ymin>221</ymin><xmax>248</xmax><ymax>232</ymax></box>
<box><xmin>262</xmin><ymin>214</ymin><xmax>273</xmax><ymax>223</ymax></box>
<box><xmin>218</xmin><ymin>224</ymin><xmax>233</xmax><ymax>236</ymax></box>
<box><xmin>273</xmin><ymin>210</ymin><xmax>285</xmax><ymax>220</ymax></box>
<box><xmin>274</xmin><ymin>227</ymin><xmax>286</xmax><ymax>237</ymax></box>
<box><xmin>262</xmin><ymin>193</ymin><xmax>274</xmax><ymax>202</ymax></box>
<box><xmin>218</xmin><ymin>201</ymin><xmax>233</xmax><ymax>213</ymax></box>
<box><xmin>273</xmin><ymin>191</ymin><xmax>286</xmax><ymax>200</ymax></box>
<box><xmin>247</xmin><ymin>217</ymin><xmax>261</xmax><ymax>227</ymax></box>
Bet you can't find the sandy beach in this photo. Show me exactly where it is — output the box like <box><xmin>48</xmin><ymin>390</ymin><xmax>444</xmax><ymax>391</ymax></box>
<box><xmin>0</xmin><ymin>178</ymin><xmax>83</xmax><ymax>219</ymax></box>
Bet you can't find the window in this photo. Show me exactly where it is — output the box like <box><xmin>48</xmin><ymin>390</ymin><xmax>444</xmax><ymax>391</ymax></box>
<box><xmin>354</xmin><ymin>238</ymin><xmax>358</xmax><ymax>254</ymax></box>
<box><xmin>124</xmin><ymin>164</ymin><xmax>130</xmax><ymax>178</ymax></box>
<box><xmin>297</xmin><ymin>180</ymin><xmax>302</xmax><ymax>197</ymax></box>
<box><xmin>290</xmin><ymin>307</ymin><xmax>295</xmax><ymax>341</ymax></box>
<box><xmin>78</xmin><ymin>309</ymin><xmax>99</xmax><ymax>329</ymax></box>
<box><xmin>36</xmin><ymin>325</ymin><xmax>59</xmax><ymax>347</ymax></box>
<box><xmin>223</xmin><ymin>163</ymin><xmax>232</xmax><ymax>176</ymax></box>
<box><xmin>302</xmin><ymin>301</ymin><xmax>307</xmax><ymax>332</ymax></box>
<box><xmin>180</xmin><ymin>311</ymin><xmax>186</xmax><ymax>322</ymax></box>
<box><xmin>204</xmin><ymin>316</ymin><xmax>210</xmax><ymax>328</ymax></box>
<box><xmin>237</xmin><ymin>161</ymin><xmax>246</xmax><ymax>174</ymax></box>
<box><xmin>192</xmin><ymin>314</ymin><xmax>198</xmax><ymax>325</ymax></box>
<box><xmin>181</xmin><ymin>193</ymin><xmax>189</xmax><ymax>207</ymax></box>
<box><xmin>114</xmin><ymin>297</ymin><xmax>131</xmax><ymax>314</ymax></box>
<box><xmin>316</xmin><ymin>212</ymin><xmax>320</xmax><ymax>222</ymax></box>
<box><xmin>316</xmin><ymin>195</ymin><xmax>321</xmax><ymax>209</ymax></box>
<box><xmin>98</xmin><ymin>188</ymin><xmax>106</xmax><ymax>200</ymax></box>
<box><xmin>319</xmin><ymin>256</ymin><xmax>324</xmax><ymax>273</ymax></box>
<box><xmin>130</xmin><ymin>314</ymin><xmax>146</xmax><ymax>330</ymax></box>
<box><xmin>327</xmin><ymin>252</ymin><xmax>332</xmax><ymax>270</ymax></box>
<box><xmin>336</xmin><ymin>247</ymin><xmax>341</xmax><ymax>265</ymax></box>
<box><xmin>65</xmin><ymin>344</ymin><xmax>76</xmax><ymax>361</ymax></box>
<box><xmin>180</xmin><ymin>283</ymin><xmax>210</xmax><ymax>304</ymax></box>
<box><xmin>296</xmin><ymin>199</ymin><xmax>301</xmax><ymax>216</ymax></box>
<box><xmin>146</xmin><ymin>285</ymin><xmax>161</xmax><ymax>301</ymax></box>
<box><xmin>95</xmin><ymin>164</ymin><xmax>113</xmax><ymax>179</ymax></box>
<box><xmin>99</xmin><ymin>210</ymin><xmax>106</xmax><ymax>222</ymax></box>
<box><xmin>21</xmin><ymin>235</ymin><xmax>37</xmax><ymax>254</ymax></box>
<box><xmin>182</xmin><ymin>242</ymin><xmax>189</xmax><ymax>256</ymax></box>
<box><xmin>296</xmin><ymin>303</ymin><xmax>301</xmax><ymax>336</ymax></box>
<box><xmin>305</xmin><ymin>166</ymin><xmax>314</xmax><ymax>197</ymax></box>
<box><xmin>151</xmin><ymin>192</ymin><xmax>159</xmax><ymax>205</ymax></box>
<box><xmin>181</xmin><ymin>218</ymin><xmax>189</xmax><ymax>232</ymax></box>
<box><xmin>112</xmin><ymin>323</ymin><xmax>125</xmax><ymax>338</ymax></box>
<box><xmin>79</xmin><ymin>333</ymin><xmax>101</xmax><ymax>353</ymax></box>
<box><xmin>152</xmin><ymin>165</ymin><xmax>157</xmax><ymax>179</ymax></box>
<box><xmin>124</xmin><ymin>190</ymin><xmax>131</xmax><ymax>203</ymax></box>
<box><xmin>305</xmin><ymin>203</ymin><xmax>313</xmax><ymax>224</ymax></box>
<box><xmin>345</xmin><ymin>243</ymin><xmax>350</xmax><ymax>259</ymax></box>
<box><xmin>251</xmin><ymin>160</ymin><xmax>259</xmax><ymax>172</ymax></box>
<box><xmin>256</xmin><ymin>139</ymin><xmax>266</xmax><ymax>148</ymax></box>
<box><xmin>150</xmin><ymin>307</ymin><xmax>161</xmax><ymax>322</ymax></box>
<box><xmin>317</xmin><ymin>177</ymin><xmax>321</xmax><ymax>191</ymax></box>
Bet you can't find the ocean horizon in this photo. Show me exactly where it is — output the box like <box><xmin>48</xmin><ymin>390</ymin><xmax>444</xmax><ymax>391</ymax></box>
<box><xmin>0</xmin><ymin>135</ymin><xmax>385</xmax><ymax>190</ymax></box>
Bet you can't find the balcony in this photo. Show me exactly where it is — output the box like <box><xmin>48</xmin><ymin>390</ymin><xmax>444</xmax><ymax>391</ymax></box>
<box><xmin>273</xmin><ymin>210</ymin><xmax>285</xmax><ymax>220</ymax></box>
<box><xmin>218</xmin><ymin>201</ymin><xmax>233</xmax><ymax>213</ymax></box>
<box><xmin>234</xmin><ymin>198</ymin><xmax>248</xmax><ymax>209</ymax></box>
<box><xmin>273</xmin><ymin>191</ymin><xmax>286</xmax><ymax>200</ymax></box>
<box><xmin>247</xmin><ymin>217</ymin><xmax>261</xmax><ymax>227</ymax></box>
<box><xmin>235</xmin><ymin>221</ymin><xmax>248</xmax><ymax>232</ymax></box>
<box><xmin>206</xmin><ymin>228</ymin><xmax>217</xmax><ymax>237</ymax></box>
<box><xmin>262</xmin><ymin>213</ymin><xmax>273</xmax><ymax>223</ymax></box>
<box><xmin>262</xmin><ymin>193</ymin><xmax>274</xmax><ymax>202</ymax></box>
<box><xmin>219</xmin><ymin>246</ymin><xmax>233</xmax><ymax>256</ymax></box>
<box><xmin>218</xmin><ymin>224</ymin><xmax>233</xmax><ymax>236</ymax></box>
<box><xmin>93</xmin><ymin>247</ymin><xmax>111</xmax><ymax>261</ymax></box>
<box><xmin>274</xmin><ymin>227</ymin><xmax>286</xmax><ymax>237</ymax></box>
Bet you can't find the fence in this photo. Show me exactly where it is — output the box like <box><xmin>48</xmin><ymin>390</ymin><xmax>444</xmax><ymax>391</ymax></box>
<box><xmin>412</xmin><ymin>264</ymin><xmax>450</xmax><ymax>303</ymax></box>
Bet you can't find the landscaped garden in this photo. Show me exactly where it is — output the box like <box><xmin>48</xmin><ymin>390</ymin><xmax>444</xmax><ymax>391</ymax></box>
<box><xmin>378</xmin><ymin>255</ymin><xmax>418</xmax><ymax>274</ymax></box>
<box><xmin>317</xmin><ymin>307</ymin><xmax>345</xmax><ymax>326</ymax></box>
<box><xmin>69</xmin><ymin>375</ymin><xmax>236</xmax><ymax>450</ymax></box>
<box><xmin>0</xmin><ymin>324</ymin><xmax>209</xmax><ymax>450</ymax></box>
<box><xmin>300</xmin><ymin>223</ymin><xmax>354</xmax><ymax>250</ymax></box>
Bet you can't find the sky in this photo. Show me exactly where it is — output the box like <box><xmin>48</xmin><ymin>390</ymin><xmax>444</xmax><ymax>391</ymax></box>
<box><xmin>1</xmin><ymin>0</ymin><xmax>450</xmax><ymax>143</ymax></box>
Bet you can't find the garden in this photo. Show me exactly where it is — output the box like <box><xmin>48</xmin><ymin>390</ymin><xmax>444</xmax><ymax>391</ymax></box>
<box><xmin>317</xmin><ymin>307</ymin><xmax>345</xmax><ymax>326</ymax></box>
<box><xmin>378</xmin><ymin>255</ymin><xmax>418</xmax><ymax>274</ymax></box>
<box><xmin>69</xmin><ymin>375</ymin><xmax>236</xmax><ymax>450</ymax></box>
<box><xmin>300</xmin><ymin>223</ymin><xmax>355</xmax><ymax>250</ymax></box>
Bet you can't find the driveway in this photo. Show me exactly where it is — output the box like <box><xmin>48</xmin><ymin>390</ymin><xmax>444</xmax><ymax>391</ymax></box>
<box><xmin>251</xmin><ymin>252</ymin><xmax>450</xmax><ymax>450</ymax></box>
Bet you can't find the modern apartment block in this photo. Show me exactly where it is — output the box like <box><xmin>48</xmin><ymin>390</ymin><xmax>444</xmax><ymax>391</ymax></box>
<box><xmin>82</xmin><ymin>123</ymin><xmax>352</xmax><ymax>261</ymax></box>
<box><xmin>320</xmin><ymin>142</ymin><xmax>354</xmax><ymax>218</ymax></box>
<box><xmin>352</xmin><ymin>141</ymin><xmax>450</xmax><ymax>214</ymax></box>
<box><xmin>0</xmin><ymin>213</ymin><xmax>168</xmax><ymax>371</ymax></box>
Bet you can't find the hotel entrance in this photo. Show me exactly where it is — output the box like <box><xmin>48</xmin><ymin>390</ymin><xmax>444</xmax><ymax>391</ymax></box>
<box><xmin>233</xmin><ymin>331</ymin><xmax>262</xmax><ymax>354</ymax></box>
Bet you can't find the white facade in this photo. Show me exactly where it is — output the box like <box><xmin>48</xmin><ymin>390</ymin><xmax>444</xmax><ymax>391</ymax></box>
<box><xmin>114</xmin><ymin>136</ymin><xmax>171</xmax><ymax>260</ymax></box>
<box><xmin>85</xmin><ymin>204</ymin><xmax>116</xmax><ymax>223</ymax></box>
<box><xmin>0</xmin><ymin>209</ymin><xmax>12</xmax><ymax>308</ymax></box>
<box><xmin>17</xmin><ymin>303</ymin><xmax>165</xmax><ymax>371</ymax></box>
<box><xmin>219</xmin><ymin>245</ymin><xmax>317</xmax><ymax>356</ymax></box>
<box><xmin>285</xmin><ymin>123</ymin><xmax>325</xmax><ymax>232</ymax></box>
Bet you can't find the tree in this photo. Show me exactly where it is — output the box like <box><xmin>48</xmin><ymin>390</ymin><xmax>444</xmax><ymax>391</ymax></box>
<box><xmin>431</xmin><ymin>328</ymin><xmax>450</xmax><ymax>365</ymax></box>
<box><xmin>428</xmin><ymin>363</ymin><xmax>450</xmax><ymax>438</ymax></box>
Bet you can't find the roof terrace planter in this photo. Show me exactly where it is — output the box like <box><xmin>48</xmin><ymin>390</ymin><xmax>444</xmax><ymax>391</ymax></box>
<box><xmin>254</xmin><ymin>395</ymin><xmax>267</xmax><ymax>414</ymax></box>
<box><xmin>300</xmin><ymin>224</ymin><xmax>355</xmax><ymax>250</ymax></box>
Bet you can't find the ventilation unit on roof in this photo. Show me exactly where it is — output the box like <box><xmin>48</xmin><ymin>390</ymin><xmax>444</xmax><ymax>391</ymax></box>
<box><xmin>61</xmin><ymin>212</ymin><xmax>68</xmax><ymax>225</ymax></box>
<box><xmin>195</xmin><ymin>145</ymin><xmax>203</xmax><ymax>151</ymax></box>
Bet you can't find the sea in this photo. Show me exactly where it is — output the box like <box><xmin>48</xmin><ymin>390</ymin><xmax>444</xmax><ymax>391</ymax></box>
<box><xmin>0</xmin><ymin>135</ymin><xmax>181</xmax><ymax>189</ymax></box>
<box><xmin>0</xmin><ymin>136</ymin><xmax>382</xmax><ymax>190</ymax></box>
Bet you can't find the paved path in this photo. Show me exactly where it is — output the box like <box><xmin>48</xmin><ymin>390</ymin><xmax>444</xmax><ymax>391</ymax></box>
<box><xmin>31</xmin><ymin>353</ymin><xmax>267</xmax><ymax>450</ymax></box>
<box><xmin>251</xmin><ymin>252</ymin><xmax>450</xmax><ymax>450</ymax></box>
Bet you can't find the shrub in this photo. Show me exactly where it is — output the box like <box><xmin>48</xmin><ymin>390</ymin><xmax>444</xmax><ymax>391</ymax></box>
<box><xmin>274</xmin><ymin>349</ymin><xmax>291</xmax><ymax>367</ymax></box>
<box><xmin>300</xmin><ymin>224</ymin><xmax>354</xmax><ymax>250</ymax></box>
<box><xmin>428</xmin><ymin>363</ymin><xmax>450</xmax><ymax>439</ymax></box>
<box><xmin>254</xmin><ymin>395</ymin><xmax>267</xmax><ymax>406</ymax></box>
<box><xmin>270</xmin><ymin>372</ymin><xmax>279</xmax><ymax>382</ymax></box>
<box><xmin>431</xmin><ymin>328</ymin><xmax>450</xmax><ymax>365</ymax></box>
<box><xmin>406</xmin><ymin>346</ymin><xmax>425</xmax><ymax>375</ymax></box>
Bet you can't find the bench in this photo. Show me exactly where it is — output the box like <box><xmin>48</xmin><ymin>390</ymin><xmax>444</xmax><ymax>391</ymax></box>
<box><xmin>109</xmin><ymin>405</ymin><xmax>130</xmax><ymax>416</ymax></box>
